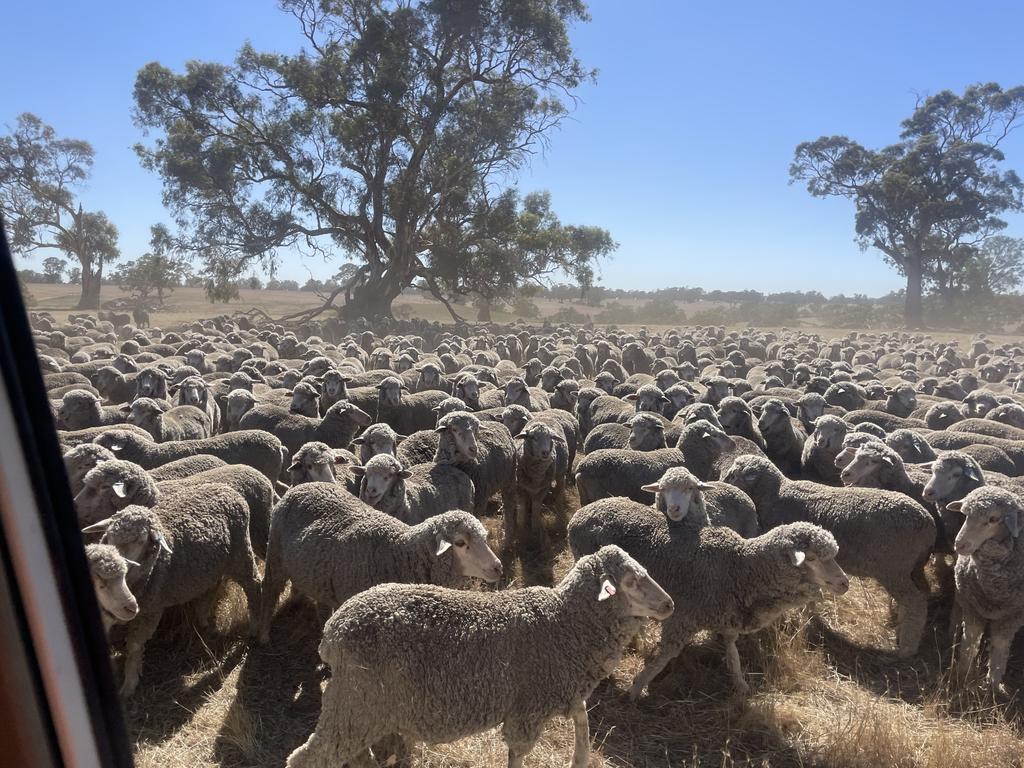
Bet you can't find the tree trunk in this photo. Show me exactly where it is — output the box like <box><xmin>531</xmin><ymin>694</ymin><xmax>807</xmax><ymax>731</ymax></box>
<box><xmin>476</xmin><ymin>300</ymin><xmax>492</xmax><ymax>322</ymax></box>
<box><xmin>904</xmin><ymin>261</ymin><xmax>924</xmax><ymax>329</ymax></box>
<box><xmin>341</xmin><ymin>272</ymin><xmax>404</xmax><ymax>320</ymax></box>
<box><xmin>77</xmin><ymin>267</ymin><xmax>101</xmax><ymax>309</ymax></box>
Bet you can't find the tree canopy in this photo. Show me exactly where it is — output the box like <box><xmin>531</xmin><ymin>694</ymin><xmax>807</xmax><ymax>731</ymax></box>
<box><xmin>0</xmin><ymin>113</ymin><xmax>121</xmax><ymax>308</ymax></box>
<box><xmin>133</xmin><ymin>0</ymin><xmax>613</xmax><ymax>321</ymax></box>
<box><xmin>790</xmin><ymin>83</ymin><xmax>1024</xmax><ymax>327</ymax></box>
<box><xmin>114</xmin><ymin>224</ymin><xmax>193</xmax><ymax>305</ymax></box>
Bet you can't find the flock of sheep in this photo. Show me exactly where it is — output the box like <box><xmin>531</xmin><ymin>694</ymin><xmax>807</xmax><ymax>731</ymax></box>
<box><xmin>33</xmin><ymin>309</ymin><xmax>1024</xmax><ymax>767</ymax></box>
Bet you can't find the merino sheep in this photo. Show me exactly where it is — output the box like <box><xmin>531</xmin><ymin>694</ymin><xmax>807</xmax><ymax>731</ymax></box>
<box><xmin>147</xmin><ymin>455</ymin><xmax>228</xmax><ymax>481</ymax></box>
<box><xmin>259</xmin><ymin>482</ymin><xmax>502</xmax><ymax>642</ymax></box>
<box><xmin>568</xmin><ymin>482</ymin><xmax>846</xmax><ymax>696</ymax></box>
<box><xmin>85</xmin><ymin>543</ymin><xmax>139</xmax><ymax>631</ymax></box>
<box><xmin>950</xmin><ymin>487</ymin><xmax>1024</xmax><ymax>688</ymax></box>
<box><xmin>723</xmin><ymin>454</ymin><xmax>935</xmax><ymax>656</ymax></box>
<box><xmin>575</xmin><ymin>419</ymin><xmax>736</xmax><ymax>505</ymax></box>
<box><xmin>174</xmin><ymin>375</ymin><xmax>222</xmax><ymax>433</ymax></box>
<box><xmin>239</xmin><ymin>399</ymin><xmax>373</xmax><ymax>458</ymax></box>
<box><xmin>433</xmin><ymin>411</ymin><xmax>517</xmax><ymax>516</ymax></box>
<box><xmin>510</xmin><ymin>421</ymin><xmax>570</xmax><ymax>545</ymax></box>
<box><xmin>93</xmin><ymin>428</ymin><xmax>287</xmax><ymax>486</ymax></box>
<box><xmin>74</xmin><ymin>460</ymin><xmax>161</xmax><ymax>527</ymax></box>
<box><xmin>756</xmin><ymin>398</ymin><xmax>806</xmax><ymax>477</ymax></box>
<box><xmin>717</xmin><ymin>396</ymin><xmax>767</xmax><ymax>451</ymax></box>
<box><xmin>286</xmin><ymin>545</ymin><xmax>672</xmax><ymax>768</ymax></box>
<box><xmin>351</xmin><ymin>422</ymin><xmax>404</xmax><ymax>464</ymax></box>
<box><xmin>56</xmin><ymin>389</ymin><xmax>130</xmax><ymax>430</ymax></box>
<box><xmin>800</xmin><ymin>415</ymin><xmax>848</xmax><ymax>485</ymax></box>
<box><xmin>354</xmin><ymin>454</ymin><xmax>474</xmax><ymax>524</ymax></box>
<box><xmin>127</xmin><ymin>397</ymin><xmax>212</xmax><ymax>442</ymax></box>
<box><xmin>63</xmin><ymin>443</ymin><xmax>117</xmax><ymax>495</ymax></box>
<box><xmin>83</xmin><ymin>484</ymin><xmax>260</xmax><ymax>696</ymax></box>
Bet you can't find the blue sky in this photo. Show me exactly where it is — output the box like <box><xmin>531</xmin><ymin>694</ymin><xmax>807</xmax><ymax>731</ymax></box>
<box><xmin>4</xmin><ymin>0</ymin><xmax>1024</xmax><ymax>295</ymax></box>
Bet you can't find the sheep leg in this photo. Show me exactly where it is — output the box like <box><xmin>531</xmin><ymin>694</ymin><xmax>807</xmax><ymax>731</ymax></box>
<box><xmin>986</xmin><ymin>620</ymin><xmax>1022</xmax><ymax>689</ymax></box>
<box><xmin>120</xmin><ymin>610</ymin><xmax>162</xmax><ymax>697</ymax></box>
<box><xmin>629</xmin><ymin>634</ymin><xmax>688</xmax><ymax>700</ymax></box>
<box><xmin>257</xmin><ymin>537</ymin><xmax>287</xmax><ymax>645</ymax></box>
<box><xmin>722</xmin><ymin>632</ymin><xmax>750</xmax><ymax>696</ymax></box>
<box><xmin>892</xmin><ymin>582</ymin><xmax>927</xmax><ymax>658</ymax></box>
<box><xmin>232</xmin><ymin>549</ymin><xmax>263</xmax><ymax>638</ymax></box>
<box><xmin>530</xmin><ymin>491</ymin><xmax>547</xmax><ymax>545</ymax></box>
<box><xmin>569</xmin><ymin>700</ymin><xmax>590</xmax><ymax>768</ymax></box>
<box><xmin>956</xmin><ymin>612</ymin><xmax>985</xmax><ymax>686</ymax></box>
<box><xmin>502</xmin><ymin>718</ymin><xmax>541</xmax><ymax>768</ymax></box>
<box><xmin>286</xmin><ymin>677</ymin><xmax>384</xmax><ymax>768</ymax></box>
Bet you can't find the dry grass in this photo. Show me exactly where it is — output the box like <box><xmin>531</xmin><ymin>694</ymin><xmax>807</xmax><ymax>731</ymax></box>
<box><xmin>125</xmin><ymin>490</ymin><xmax>1024</xmax><ymax>768</ymax></box>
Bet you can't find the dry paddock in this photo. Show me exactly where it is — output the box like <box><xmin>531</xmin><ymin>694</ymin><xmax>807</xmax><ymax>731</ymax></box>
<box><xmin>125</xmin><ymin>490</ymin><xmax>1024</xmax><ymax>768</ymax></box>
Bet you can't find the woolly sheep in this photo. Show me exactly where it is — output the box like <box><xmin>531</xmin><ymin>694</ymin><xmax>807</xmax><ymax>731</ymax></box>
<box><xmin>85</xmin><ymin>543</ymin><xmax>139</xmax><ymax>631</ymax></box>
<box><xmin>94</xmin><ymin>428</ymin><xmax>287</xmax><ymax>486</ymax></box>
<box><xmin>949</xmin><ymin>487</ymin><xmax>1024</xmax><ymax>688</ymax></box>
<box><xmin>83</xmin><ymin>484</ymin><xmax>260</xmax><ymax>696</ymax></box>
<box><xmin>259</xmin><ymin>482</ymin><xmax>502</xmax><ymax>642</ymax></box>
<box><xmin>717</xmin><ymin>396</ymin><xmax>766</xmax><ymax>451</ymax></box>
<box><xmin>723</xmin><ymin>454</ymin><xmax>935</xmax><ymax>656</ymax></box>
<box><xmin>224</xmin><ymin>389</ymin><xmax>258</xmax><ymax>432</ymax></box>
<box><xmin>127</xmin><ymin>397</ymin><xmax>212</xmax><ymax>442</ymax></box>
<box><xmin>376</xmin><ymin>376</ymin><xmax>451</xmax><ymax>433</ymax></box>
<box><xmin>286</xmin><ymin>545</ymin><xmax>672</xmax><ymax>768</ymax></box>
<box><xmin>351</xmin><ymin>422</ymin><xmax>404</xmax><ymax>464</ymax></box>
<box><xmin>56</xmin><ymin>389</ymin><xmax>130</xmax><ymax>430</ymax></box>
<box><xmin>239</xmin><ymin>399</ymin><xmax>372</xmax><ymax>457</ymax></box>
<box><xmin>800</xmin><ymin>415</ymin><xmax>849</xmax><ymax>485</ymax></box>
<box><xmin>575</xmin><ymin>419</ymin><xmax>736</xmax><ymax>505</ymax></box>
<box><xmin>434</xmin><ymin>411</ymin><xmax>517</xmax><ymax>516</ymax></box>
<box><xmin>509</xmin><ymin>421</ymin><xmax>569</xmax><ymax>545</ymax></box>
<box><xmin>354</xmin><ymin>453</ymin><xmax>474</xmax><ymax>525</ymax></box>
<box><xmin>63</xmin><ymin>443</ymin><xmax>117</xmax><ymax>496</ymax></box>
<box><xmin>755</xmin><ymin>398</ymin><xmax>807</xmax><ymax>477</ymax></box>
<box><xmin>74</xmin><ymin>460</ymin><xmax>161</xmax><ymax>528</ymax></box>
<box><xmin>147</xmin><ymin>454</ymin><xmax>228</xmax><ymax>481</ymax></box>
<box><xmin>568</xmin><ymin>481</ymin><xmax>846</xmax><ymax>697</ymax></box>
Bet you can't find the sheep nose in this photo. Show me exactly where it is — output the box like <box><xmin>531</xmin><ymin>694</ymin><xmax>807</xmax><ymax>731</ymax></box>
<box><xmin>922</xmin><ymin>488</ymin><xmax>936</xmax><ymax>501</ymax></box>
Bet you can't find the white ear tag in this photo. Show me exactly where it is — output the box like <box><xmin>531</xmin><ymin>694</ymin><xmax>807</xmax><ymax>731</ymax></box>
<box><xmin>111</xmin><ymin>482</ymin><xmax>127</xmax><ymax>499</ymax></box>
<box><xmin>436</xmin><ymin>539</ymin><xmax>452</xmax><ymax>556</ymax></box>
<box><xmin>597</xmin><ymin>579</ymin><xmax>616</xmax><ymax>601</ymax></box>
<box><xmin>790</xmin><ymin>550</ymin><xmax>806</xmax><ymax>566</ymax></box>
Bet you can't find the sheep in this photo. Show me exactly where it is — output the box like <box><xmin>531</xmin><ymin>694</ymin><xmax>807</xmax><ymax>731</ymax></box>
<box><xmin>127</xmin><ymin>397</ymin><xmax>212</xmax><ymax>442</ymax></box>
<box><xmin>223</xmin><ymin>389</ymin><xmax>258</xmax><ymax>431</ymax></box>
<box><xmin>286</xmin><ymin>380</ymin><xmax>322</xmax><ymax>417</ymax></box>
<box><xmin>717</xmin><ymin>396</ymin><xmax>767</xmax><ymax>451</ymax></box>
<box><xmin>433</xmin><ymin>411</ymin><xmax>517</xmax><ymax>517</ymax></box>
<box><xmin>174</xmin><ymin>376</ymin><xmax>222</xmax><ymax>436</ymax></box>
<box><xmin>924</xmin><ymin>402</ymin><xmax>964</xmax><ymax>430</ymax></box>
<box><xmin>509</xmin><ymin>421</ymin><xmax>570</xmax><ymax>545</ymax></box>
<box><xmin>582</xmin><ymin>413</ymin><xmax>666</xmax><ymax>453</ymax></box>
<box><xmin>351</xmin><ymin>422</ymin><xmax>404</xmax><ymax>464</ymax></box>
<box><xmin>147</xmin><ymin>454</ymin><xmax>228</xmax><ymax>481</ymax></box>
<box><xmin>74</xmin><ymin>460</ymin><xmax>161</xmax><ymax>528</ymax></box>
<box><xmin>885</xmin><ymin>429</ymin><xmax>937</xmax><ymax>464</ymax></box>
<box><xmin>949</xmin><ymin>487</ymin><xmax>1024</xmax><ymax>688</ymax></box>
<box><xmin>85</xmin><ymin>485</ymin><xmax>260</xmax><ymax>697</ymax></box>
<box><xmin>85</xmin><ymin>543</ymin><xmax>139</xmax><ymax>632</ymax></box>
<box><xmin>239</xmin><ymin>399</ymin><xmax>373</xmax><ymax>458</ymax></box>
<box><xmin>947</xmin><ymin>418</ymin><xmax>1024</xmax><ymax>442</ymax></box>
<box><xmin>354</xmin><ymin>454</ymin><xmax>474</xmax><ymax>524</ymax></box>
<box><xmin>756</xmin><ymin>398</ymin><xmax>807</xmax><ymax>477</ymax></box>
<box><xmin>699</xmin><ymin>376</ymin><xmax>733</xmax><ymax>406</ymax></box>
<box><xmin>58</xmin><ymin>423</ymin><xmax>153</xmax><ymax>452</ymax></box>
<box><xmin>286</xmin><ymin>441</ymin><xmax>358</xmax><ymax>490</ymax></box>
<box><xmin>56</xmin><ymin>389</ymin><xmax>130</xmax><ymax>430</ymax></box>
<box><xmin>575</xmin><ymin>419</ymin><xmax>736</xmax><ymax>505</ymax></box>
<box><xmin>375</xmin><ymin>376</ymin><xmax>450</xmax><ymax>433</ymax></box>
<box><xmin>843</xmin><ymin>409</ymin><xmax>926</xmax><ymax>432</ymax></box>
<box><xmin>286</xmin><ymin>544</ymin><xmax>672</xmax><ymax>768</ymax></box>
<box><xmin>259</xmin><ymin>482</ymin><xmax>503</xmax><ymax>643</ymax></box>
<box><xmin>961</xmin><ymin>389</ymin><xmax>1000</xmax><ymax>418</ymax></box>
<box><xmin>134</xmin><ymin>366</ymin><xmax>170</xmax><ymax>401</ymax></box>
<box><xmin>924</xmin><ymin>431</ymin><xmax>1024</xmax><ymax>475</ymax></box>
<box><xmin>63</xmin><ymin>443</ymin><xmax>116</xmax><ymax>495</ymax></box>
<box><xmin>987</xmin><ymin>402</ymin><xmax>1024</xmax><ymax>429</ymax></box>
<box><xmin>568</xmin><ymin>479</ymin><xmax>846</xmax><ymax>697</ymax></box>
<box><xmin>824</xmin><ymin>382</ymin><xmax>866</xmax><ymax>410</ymax></box>
<box><xmin>800</xmin><ymin>415</ymin><xmax>849</xmax><ymax>485</ymax></box>
<box><xmin>722</xmin><ymin>454</ymin><xmax>935</xmax><ymax>656</ymax></box>
<box><xmin>93</xmin><ymin>365</ymin><xmax>138</xmax><ymax>404</ymax></box>
<box><xmin>93</xmin><ymin>428</ymin><xmax>287</xmax><ymax>486</ymax></box>
<box><xmin>838</xmin><ymin>441</ymin><xmax>931</xmax><ymax>509</ymax></box>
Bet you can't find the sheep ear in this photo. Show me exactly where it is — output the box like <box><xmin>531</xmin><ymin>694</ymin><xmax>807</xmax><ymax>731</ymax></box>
<box><xmin>352</xmin><ymin>437</ymin><xmax>365</xmax><ymax>445</ymax></box>
<box><xmin>81</xmin><ymin>518</ymin><xmax>113</xmax><ymax>534</ymax></box>
<box><xmin>334</xmin><ymin>455</ymin><xmax>348</xmax><ymax>465</ymax></box>
<box><xmin>123</xmin><ymin>558</ymin><xmax>141</xmax><ymax>567</ymax></box>
<box><xmin>395</xmin><ymin>434</ymin><xmax>406</xmax><ymax>443</ymax></box>
<box><xmin>154</xmin><ymin>531</ymin><xmax>173</xmax><ymax>554</ymax></box>
<box><xmin>436</xmin><ymin>538</ymin><xmax>452</xmax><ymax>556</ymax></box>
<box><xmin>513</xmin><ymin>432</ymin><xmax>526</xmax><ymax>440</ymax></box>
<box><xmin>597</xmin><ymin>578</ymin><xmax>617</xmax><ymax>601</ymax></box>
<box><xmin>398</xmin><ymin>469</ymin><xmax>413</xmax><ymax>479</ymax></box>
<box><xmin>790</xmin><ymin>550</ymin><xmax>806</xmax><ymax>567</ymax></box>
<box><xmin>111</xmin><ymin>482</ymin><xmax>127</xmax><ymax>499</ymax></box>
<box><xmin>109</xmin><ymin>443</ymin><xmax>123</xmax><ymax>453</ymax></box>
<box><xmin>919</xmin><ymin>461</ymin><xmax>934</xmax><ymax>471</ymax></box>
<box><xmin>965</xmin><ymin>467</ymin><xmax>982</xmax><ymax>482</ymax></box>
<box><xmin>350</xmin><ymin>466</ymin><xmax>365</xmax><ymax>476</ymax></box>
<box><xmin>946</xmin><ymin>501</ymin><xmax>963</xmax><ymax>513</ymax></box>
<box><xmin>1005</xmin><ymin>509</ymin><xmax>1020</xmax><ymax>538</ymax></box>
<box><xmin>624</xmin><ymin>394</ymin><xmax>637</xmax><ymax>401</ymax></box>
<box><xmin>701</xmin><ymin>431</ymin><xmax>711</xmax><ymax>439</ymax></box>
<box><xmin>434</xmin><ymin>424</ymin><xmax>448</xmax><ymax>433</ymax></box>
<box><xmin>696</xmin><ymin>482</ymin><xmax>714</xmax><ymax>491</ymax></box>
<box><xmin>287</xmin><ymin>462</ymin><xmax>300</xmax><ymax>472</ymax></box>
<box><xmin>640</xmin><ymin>483</ymin><xmax>660</xmax><ymax>494</ymax></box>
<box><xmin>881</xmin><ymin>455</ymin><xmax>894</xmax><ymax>467</ymax></box>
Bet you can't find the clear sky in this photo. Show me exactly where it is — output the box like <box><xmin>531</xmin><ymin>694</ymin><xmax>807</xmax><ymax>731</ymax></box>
<box><xmin>4</xmin><ymin>0</ymin><xmax>1024</xmax><ymax>296</ymax></box>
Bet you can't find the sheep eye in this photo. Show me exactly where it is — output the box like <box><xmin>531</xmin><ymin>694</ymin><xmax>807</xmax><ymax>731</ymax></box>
<box><xmin>989</xmin><ymin>516</ymin><xmax>1000</xmax><ymax>524</ymax></box>
<box><xmin>455</xmin><ymin>540</ymin><xmax>467</xmax><ymax>548</ymax></box>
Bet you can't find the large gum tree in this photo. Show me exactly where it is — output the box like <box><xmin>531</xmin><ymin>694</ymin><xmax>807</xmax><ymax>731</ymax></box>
<box><xmin>133</xmin><ymin>0</ymin><xmax>613</xmax><ymax>321</ymax></box>
<box><xmin>790</xmin><ymin>83</ymin><xmax>1024</xmax><ymax>328</ymax></box>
